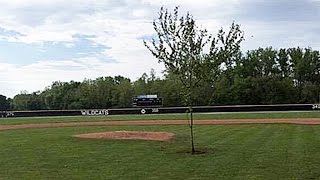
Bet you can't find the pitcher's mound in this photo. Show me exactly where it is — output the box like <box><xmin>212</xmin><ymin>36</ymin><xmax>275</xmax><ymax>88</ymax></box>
<box><xmin>73</xmin><ymin>131</ymin><xmax>175</xmax><ymax>141</ymax></box>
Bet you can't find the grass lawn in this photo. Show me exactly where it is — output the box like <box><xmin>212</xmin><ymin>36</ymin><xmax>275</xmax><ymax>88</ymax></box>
<box><xmin>1</xmin><ymin>111</ymin><xmax>320</xmax><ymax>125</ymax></box>
<box><xmin>1</xmin><ymin>122</ymin><xmax>320</xmax><ymax>179</ymax></box>
<box><xmin>1</xmin><ymin>112</ymin><xmax>320</xmax><ymax>179</ymax></box>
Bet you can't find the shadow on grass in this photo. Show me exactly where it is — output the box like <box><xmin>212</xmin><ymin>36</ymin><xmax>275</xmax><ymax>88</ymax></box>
<box><xmin>176</xmin><ymin>147</ymin><xmax>213</xmax><ymax>155</ymax></box>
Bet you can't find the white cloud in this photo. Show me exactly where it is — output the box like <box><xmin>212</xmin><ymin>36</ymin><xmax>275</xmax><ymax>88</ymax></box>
<box><xmin>0</xmin><ymin>0</ymin><xmax>319</xmax><ymax>98</ymax></box>
<box><xmin>240</xmin><ymin>21</ymin><xmax>320</xmax><ymax>50</ymax></box>
<box><xmin>0</xmin><ymin>55</ymin><xmax>164</xmax><ymax>98</ymax></box>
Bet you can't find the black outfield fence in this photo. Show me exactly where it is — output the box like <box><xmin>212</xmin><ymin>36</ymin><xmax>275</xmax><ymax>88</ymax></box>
<box><xmin>1</xmin><ymin>104</ymin><xmax>320</xmax><ymax>118</ymax></box>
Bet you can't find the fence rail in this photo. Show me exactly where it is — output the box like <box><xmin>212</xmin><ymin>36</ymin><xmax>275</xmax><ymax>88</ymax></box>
<box><xmin>1</xmin><ymin>104</ymin><xmax>320</xmax><ymax>118</ymax></box>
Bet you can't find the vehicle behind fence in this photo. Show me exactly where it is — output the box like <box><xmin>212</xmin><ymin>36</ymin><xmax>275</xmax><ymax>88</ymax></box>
<box><xmin>132</xmin><ymin>95</ymin><xmax>163</xmax><ymax>107</ymax></box>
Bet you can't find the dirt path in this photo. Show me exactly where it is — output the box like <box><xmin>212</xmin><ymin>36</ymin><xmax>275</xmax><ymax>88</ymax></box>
<box><xmin>1</xmin><ymin>118</ymin><xmax>320</xmax><ymax>131</ymax></box>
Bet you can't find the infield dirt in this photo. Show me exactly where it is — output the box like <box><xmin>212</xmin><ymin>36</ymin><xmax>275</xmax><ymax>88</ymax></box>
<box><xmin>1</xmin><ymin>118</ymin><xmax>320</xmax><ymax>131</ymax></box>
<box><xmin>73</xmin><ymin>131</ymin><xmax>175</xmax><ymax>141</ymax></box>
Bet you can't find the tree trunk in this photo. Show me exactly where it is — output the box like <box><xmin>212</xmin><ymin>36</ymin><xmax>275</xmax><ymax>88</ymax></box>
<box><xmin>189</xmin><ymin>106</ymin><xmax>195</xmax><ymax>154</ymax></box>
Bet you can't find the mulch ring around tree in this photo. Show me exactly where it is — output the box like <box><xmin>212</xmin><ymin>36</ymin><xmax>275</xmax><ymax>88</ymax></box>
<box><xmin>73</xmin><ymin>131</ymin><xmax>175</xmax><ymax>141</ymax></box>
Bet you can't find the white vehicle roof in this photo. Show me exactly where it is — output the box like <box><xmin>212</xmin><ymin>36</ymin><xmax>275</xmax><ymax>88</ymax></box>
<box><xmin>137</xmin><ymin>94</ymin><xmax>158</xmax><ymax>98</ymax></box>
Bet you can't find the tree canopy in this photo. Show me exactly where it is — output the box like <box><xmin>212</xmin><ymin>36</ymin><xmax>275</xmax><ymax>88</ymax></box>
<box><xmin>143</xmin><ymin>6</ymin><xmax>246</xmax><ymax>153</ymax></box>
<box><xmin>1</xmin><ymin>47</ymin><xmax>318</xmax><ymax>111</ymax></box>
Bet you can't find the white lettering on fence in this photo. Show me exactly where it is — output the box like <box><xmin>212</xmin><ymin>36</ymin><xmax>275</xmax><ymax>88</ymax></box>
<box><xmin>0</xmin><ymin>111</ymin><xmax>14</xmax><ymax>118</ymax></box>
<box><xmin>152</xmin><ymin>108</ymin><xmax>159</xmax><ymax>113</ymax></box>
<box><xmin>81</xmin><ymin>109</ymin><xmax>109</xmax><ymax>116</ymax></box>
<box><xmin>312</xmin><ymin>104</ymin><xmax>320</xmax><ymax>110</ymax></box>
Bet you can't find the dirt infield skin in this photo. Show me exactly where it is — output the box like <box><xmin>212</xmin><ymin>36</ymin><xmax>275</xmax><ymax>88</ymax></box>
<box><xmin>73</xmin><ymin>131</ymin><xmax>175</xmax><ymax>141</ymax></box>
<box><xmin>1</xmin><ymin>118</ymin><xmax>320</xmax><ymax>131</ymax></box>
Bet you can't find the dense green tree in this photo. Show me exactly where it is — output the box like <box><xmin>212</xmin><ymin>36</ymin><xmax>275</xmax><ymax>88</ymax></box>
<box><xmin>28</xmin><ymin>92</ymin><xmax>45</xmax><ymax>110</ymax></box>
<box><xmin>13</xmin><ymin>93</ymin><xmax>31</xmax><ymax>110</ymax></box>
<box><xmin>288</xmin><ymin>48</ymin><xmax>320</xmax><ymax>102</ymax></box>
<box><xmin>0</xmin><ymin>95</ymin><xmax>10</xmax><ymax>111</ymax></box>
<box><xmin>8</xmin><ymin>48</ymin><xmax>320</xmax><ymax>110</ymax></box>
<box><xmin>277</xmin><ymin>48</ymin><xmax>292</xmax><ymax>77</ymax></box>
<box><xmin>158</xmin><ymin>73</ymin><xmax>184</xmax><ymax>107</ymax></box>
<box><xmin>133</xmin><ymin>73</ymin><xmax>150</xmax><ymax>96</ymax></box>
<box><xmin>42</xmin><ymin>81</ymin><xmax>80</xmax><ymax>109</ymax></box>
<box><xmin>112</xmin><ymin>76</ymin><xmax>134</xmax><ymax>108</ymax></box>
<box><xmin>77</xmin><ymin>79</ymin><xmax>96</xmax><ymax>109</ymax></box>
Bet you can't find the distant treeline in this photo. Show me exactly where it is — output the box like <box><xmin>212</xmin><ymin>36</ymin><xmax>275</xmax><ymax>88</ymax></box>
<box><xmin>1</xmin><ymin>47</ymin><xmax>320</xmax><ymax>111</ymax></box>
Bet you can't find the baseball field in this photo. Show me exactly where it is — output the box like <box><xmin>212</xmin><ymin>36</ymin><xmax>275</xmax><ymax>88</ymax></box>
<box><xmin>1</xmin><ymin>112</ymin><xmax>320</xmax><ymax>179</ymax></box>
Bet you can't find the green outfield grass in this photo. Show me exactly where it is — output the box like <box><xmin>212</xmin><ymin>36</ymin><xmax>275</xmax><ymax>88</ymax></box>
<box><xmin>1</xmin><ymin>112</ymin><xmax>320</xmax><ymax>179</ymax></box>
<box><xmin>1</xmin><ymin>111</ymin><xmax>320</xmax><ymax>125</ymax></box>
<box><xmin>0</xmin><ymin>124</ymin><xmax>320</xmax><ymax>179</ymax></box>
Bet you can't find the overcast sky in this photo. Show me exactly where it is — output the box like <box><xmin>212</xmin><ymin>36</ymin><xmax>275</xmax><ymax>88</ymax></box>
<box><xmin>1</xmin><ymin>0</ymin><xmax>320</xmax><ymax>98</ymax></box>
